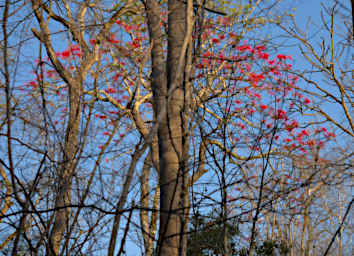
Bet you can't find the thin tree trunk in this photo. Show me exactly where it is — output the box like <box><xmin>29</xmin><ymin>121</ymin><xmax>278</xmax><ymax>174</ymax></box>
<box><xmin>108</xmin><ymin>144</ymin><xmax>147</xmax><ymax>256</ymax></box>
<box><xmin>49</xmin><ymin>81</ymin><xmax>81</xmax><ymax>255</ymax></box>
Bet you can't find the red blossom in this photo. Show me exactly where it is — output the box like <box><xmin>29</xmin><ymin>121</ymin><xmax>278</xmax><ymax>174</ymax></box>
<box><xmin>284</xmin><ymin>138</ymin><xmax>292</xmax><ymax>143</ymax></box>
<box><xmin>237</xmin><ymin>44</ymin><xmax>252</xmax><ymax>52</ymax></box>
<box><xmin>249</xmin><ymin>72</ymin><xmax>265</xmax><ymax>85</ymax></box>
<box><xmin>276</xmin><ymin>54</ymin><xmax>287</xmax><ymax>60</ymax></box>
<box><xmin>285</xmin><ymin>119</ymin><xmax>299</xmax><ymax>132</ymax></box>
<box><xmin>276</xmin><ymin>109</ymin><xmax>287</xmax><ymax>120</ymax></box>
<box><xmin>258</xmin><ymin>52</ymin><xmax>269</xmax><ymax>60</ymax></box>
<box><xmin>71</xmin><ymin>45</ymin><xmax>81</xmax><ymax>52</ymax></box>
<box><xmin>212</xmin><ymin>38</ymin><xmax>220</xmax><ymax>44</ymax></box>
<box><xmin>254</xmin><ymin>93</ymin><xmax>261</xmax><ymax>99</ymax></box>
<box><xmin>301</xmin><ymin>130</ymin><xmax>310</xmax><ymax>136</ymax></box>
<box><xmin>28</xmin><ymin>81</ymin><xmax>38</xmax><ymax>88</ymax></box>
<box><xmin>268</xmin><ymin>59</ymin><xmax>276</xmax><ymax>65</ymax></box>
<box><xmin>95</xmin><ymin>114</ymin><xmax>107</xmax><ymax>120</ymax></box>
<box><xmin>113</xmin><ymin>73</ymin><xmax>120</xmax><ymax>82</ymax></box>
<box><xmin>299</xmin><ymin>147</ymin><xmax>307</xmax><ymax>154</ymax></box>
<box><xmin>255</xmin><ymin>45</ymin><xmax>266</xmax><ymax>51</ymax></box>
<box><xmin>105</xmin><ymin>87</ymin><xmax>117</xmax><ymax>94</ymax></box>
<box><xmin>259</xmin><ymin>104</ymin><xmax>267</xmax><ymax>110</ymax></box>
<box><xmin>61</xmin><ymin>50</ymin><xmax>71</xmax><ymax>58</ymax></box>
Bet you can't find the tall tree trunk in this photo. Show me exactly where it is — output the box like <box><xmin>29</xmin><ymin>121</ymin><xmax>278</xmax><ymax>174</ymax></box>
<box><xmin>49</xmin><ymin>81</ymin><xmax>82</xmax><ymax>255</ymax></box>
<box><xmin>146</xmin><ymin>0</ymin><xmax>187</xmax><ymax>254</ymax></box>
<box><xmin>158</xmin><ymin>0</ymin><xmax>186</xmax><ymax>254</ymax></box>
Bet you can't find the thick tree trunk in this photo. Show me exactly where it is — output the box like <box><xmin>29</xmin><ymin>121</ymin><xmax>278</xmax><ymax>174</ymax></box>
<box><xmin>146</xmin><ymin>0</ymin><xmax>187</xmax><ymax>254</ymax></box>
<box><xmin>158</xmin><ymin>0</ymin><xmax>186</xmax><ymax>255</ymax></box>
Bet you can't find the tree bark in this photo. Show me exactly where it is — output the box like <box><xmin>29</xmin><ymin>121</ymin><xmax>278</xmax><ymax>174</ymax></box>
<box><xmin>146</xmin><ymin>0</ymin><xmax>187</xmax><ymax>254</ymax></box>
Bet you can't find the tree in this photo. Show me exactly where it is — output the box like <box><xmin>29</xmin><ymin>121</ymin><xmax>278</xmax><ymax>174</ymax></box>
<box><xmin>186</xmin><ymin>210</ymin><xmax>241</xmax><ymax>256</ymax></box>
<box><xmin>273</xmin><ymin>1</ymin><xmax>353</xmax><ymax>255</ymax></box>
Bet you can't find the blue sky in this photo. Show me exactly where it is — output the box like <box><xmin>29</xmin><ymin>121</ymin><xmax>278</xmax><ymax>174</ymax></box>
<box><xmin>1</xmin><ymin>0</ymin><xmax>351</xmax><ymax>255</ymax></box>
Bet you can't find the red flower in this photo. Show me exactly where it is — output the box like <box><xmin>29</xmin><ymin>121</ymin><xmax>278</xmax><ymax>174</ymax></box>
<box><xmin>301</xmin><ymin>130</ymin><xmax>310</xmax><ymax>136</ymax></box>
<box><xmin>212</xmin><ymin>38</ymin><xmax>220</xmax><ymax>44</ymax></box>
<box><xmin>286</xmin><ymin>119</ymin><xmax>299</xmax><ymax>132</ymax></box>
<box><xmin>237</xmin><ymin>45</ymin><xmax>252</xmax><ymax>52</ymax></box>
<box><xmin>61</xmin><ymin>50</ymin><xmax>71</xmax><ymax>58</ymax></box>
<box><xmin>268</xmin><ymin>59</ymin><xmax>276</xmax><ymax>65</ymax></box>
<box><xmin>276</xmin><ymin>109</ymin><xmax>287</xmax><ymax>119</ymax></box>
<box><xmin>95</xmin><ymin>114</ymin><xmax>107</xmax><ymax>120</ymax></box>
<box><xmin>255</xmin><ymin>45</ymin><xmax>265</xmax><ymax>51</ymax></box>
<box><xmin>113</xmin><ymin>73</ymin><xmax>120</xmax><ymax>82</ymax></box>
<box><xmin>299</xmin><ymin>147</ymin><xmax>307</xmax><ymax>154</ymax></box>
<box><xmin>29</xmin><ymin>81</ymin><xmax>38</xmax><ymax>88</ymax></box>
<box><xmin>254</xmin><ymin>93</ymin><xmax>261</xmax><ymax>99</ymax></box>
<box><xmin>304</xmin><ymin>98</ymin><xmax>311</xmax><ymax>104</ymax></box>
<box><xmin>249</xmin><ymin>73</ymin><xmax>265</xmax><ymax>85</ymax></box>
<box><xmin>105</xmin><ymin>87</ymin><xmax>117</xmax><ymax>94</ymax></box>
<box><xmin>258</xmin><ymin>52</ymin><xmax>269</xmax><ymax>60</ymax></box>
<box><xmin>71</xmin><ymin>45</ymin><xmax>81</xmax><ymax>52</ymax></box>
<box><xmin>277</xmin><ymin>54</ymin><xmax>287</xmax><ymax>61</ymax></box>
<box><xmin>259</xmin><ymin>104</ymin><xmax>267</xmax><ymax>110</ymax></box>
<box><xmin>284</xmin><ymin>138</ymin><xmax>292</xmax><ymax>143</ymax></box>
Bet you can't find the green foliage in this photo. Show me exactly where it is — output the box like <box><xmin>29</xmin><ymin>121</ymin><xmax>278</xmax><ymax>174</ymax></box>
<box><xmin>256</xmin><ymin>240</ymin><xmax>289</xmax><ymax>256</ymax></box>
<box><xmin>187</xmin><ymin>211</ymin><xmax>240</xmax><ymax>256</ymax></box>
<box><xmin>187</xmin><ymin>211</ymin><xmax>290</xmax><ymax>256</ymax></box>
<box><xmin>238</xmin><ymin>240</ymin><xmax>290</xmax><ymax>256</ymax></box>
